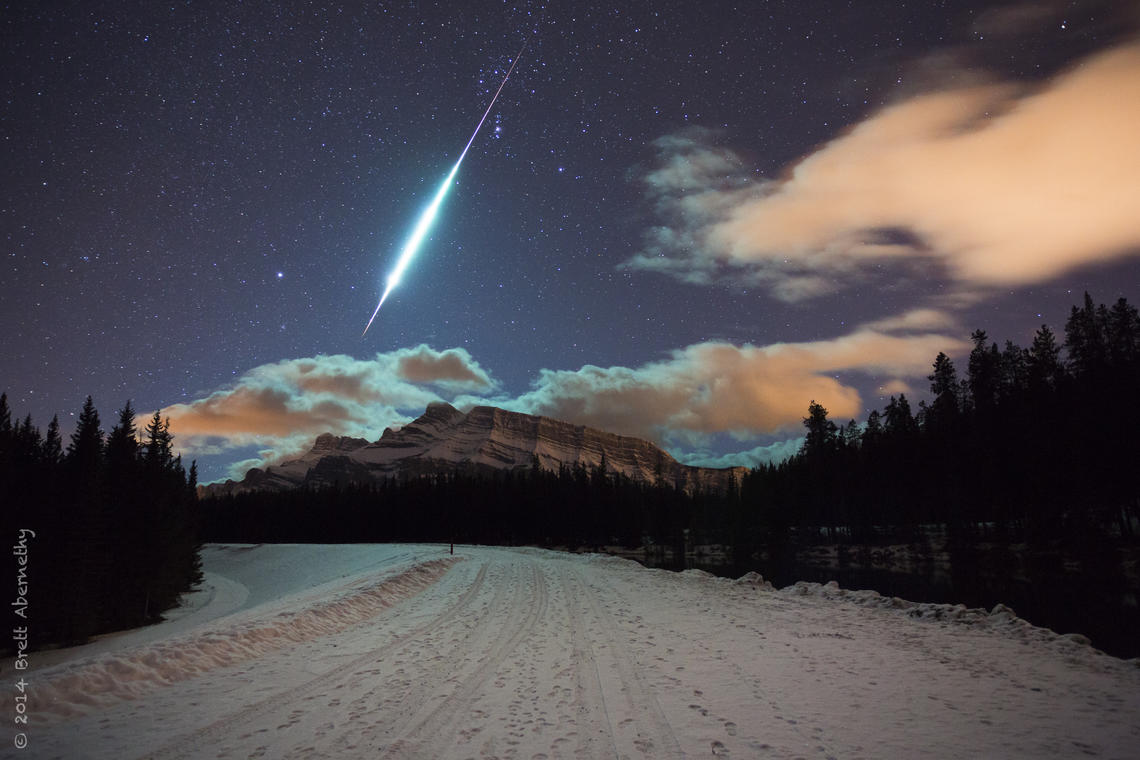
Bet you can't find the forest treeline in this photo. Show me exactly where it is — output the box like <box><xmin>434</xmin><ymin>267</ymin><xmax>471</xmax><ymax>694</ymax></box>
<box><xmin>200</xmin><ymin>455</ymin><xmax>700</xmax><ymax>553</ymax></box>
<box><xmin>206</xmin><ymin>294</ymin><xmax>1140</xmax><ymax>567</ymax></box>
<box><xmin>0</xmin><ymin>397</ymin><xmax>201</xmax><ymax>647</ymax></box>
<box><xmin>748</xmin><ymin>292</ymin><xmax>1140</xmax><ymax>552</ymax></box>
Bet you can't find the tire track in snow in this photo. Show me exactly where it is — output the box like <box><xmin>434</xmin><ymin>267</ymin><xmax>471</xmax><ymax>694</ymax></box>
<box><xmin>570</xmin><ymin>565</ymin><xmax>683</xmax><ymax>758</ymax></box>
<box><xmin>329</xmin><ymin>555</ymin><xmax>517</xmax><ymax>755</ymax></box>
<box><xmin>380</xmin><ymin>557</ymin><xmax>550</xmax><ymax>758</ymax></box>
<box><xmin>136</xmin><ymin>558</ymin><xmax>487</xmax><ymax>760</ymax></box>
<box><xmin>557</xmin><ymin>561</ymin><xmax>620</xmax><ymax>758</ymax></box>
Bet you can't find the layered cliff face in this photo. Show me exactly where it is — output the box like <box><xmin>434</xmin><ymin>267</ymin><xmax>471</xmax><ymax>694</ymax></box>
<box><xmin>201</xmin><ymin>402</ymin><xmax>747</xmax><ymax>497</ymax></box>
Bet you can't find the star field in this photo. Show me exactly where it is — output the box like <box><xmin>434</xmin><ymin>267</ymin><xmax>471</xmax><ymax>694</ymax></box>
<box><xmin>3</xmin><ymin>1</ymin><xmax>1139</xmax><ymax>481</ymax></box>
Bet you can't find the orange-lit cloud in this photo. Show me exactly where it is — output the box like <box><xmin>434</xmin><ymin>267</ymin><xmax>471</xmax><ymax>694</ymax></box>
<box><xmin>168</xmin><ymin>323</ymin><xmax>966</xmax><ymax>480</ymax></box>
<box><xmin>396</xmin><ymin>345</ymin><xmax>494</xmax><ymax>388</ymax></box>
<box><xmin>158</xmin><ymin>346</ymin><xmax>493</xmax><ymax>477</ymax></box>
<box><xmin>628</xmin><ymin>41</ymin><xmax>1140</xmax><ymax>298</ymax></box>
<box><xmin>490</xmin><ymin>324</ymin><xmax>968</xmax><ymax>444</ymax></box>
<box><xmin>863</xmin><ymin>308</ymin><xmax>961</xmax><ymax>334</ymax></box>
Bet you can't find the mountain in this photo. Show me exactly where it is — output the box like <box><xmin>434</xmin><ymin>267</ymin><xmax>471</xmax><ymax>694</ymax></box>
<box><xmin>201</xmin><ymin>402</ymin><xmax>747</xmax><ymax>497</ymax></box>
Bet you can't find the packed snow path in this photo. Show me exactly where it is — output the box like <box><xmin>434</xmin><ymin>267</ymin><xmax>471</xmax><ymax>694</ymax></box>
<box><xmin>15</xmin><ymin>545</ymin><xmax>1140</xmax><ymax>759</ymax></box>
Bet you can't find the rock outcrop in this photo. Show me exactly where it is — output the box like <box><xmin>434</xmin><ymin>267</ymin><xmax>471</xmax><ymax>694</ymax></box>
<box><xmin>201</xmin><ymin>402</ymin><xmax>747</xmax><ymax>497</ymax></box>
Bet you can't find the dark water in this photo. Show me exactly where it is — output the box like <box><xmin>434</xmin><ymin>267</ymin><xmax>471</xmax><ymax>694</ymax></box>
<box><xmin>647</xmin><ymin>551</ymin><xmax>1140</xmax><ymax>660</ymax></box>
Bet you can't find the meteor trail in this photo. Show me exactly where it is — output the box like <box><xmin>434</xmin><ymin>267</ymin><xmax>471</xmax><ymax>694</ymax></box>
<box><xmin>362</xmin><ymin>42</ymin><xmax>527</xmax><ymax>337</ymax></box>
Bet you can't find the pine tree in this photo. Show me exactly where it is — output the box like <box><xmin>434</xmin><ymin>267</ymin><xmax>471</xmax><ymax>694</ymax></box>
<box><xmin>105</xmin><ymin>401</ymin><xmax>147</xmax><ymax>624</ymax></box>
<box><xmin>801</xmin><ymin>400</ymin><xmax>838</xmax><ymax>456</ymax></box>
<box><xmin>43</xmin><ymin>415</ymin><xmax>63</xmax><ymax>465</ymax></box>
<box><xmin>1106</xmin><ymin>297</ymin><xmax>1140</xmax><ymax>367</ymax></box>
<box><xmin>0</xmin><ymin>393</ymin><xmax>11</xmax><ymax>440</ymax></box>
<box><xmin>928</xmin><ymin>352</ymin><xmax>960</xmax><ymax>429</ymax></box>
<box><xmin>1027</xmin><ymin>324</ymin><xmax>1064</xmax><ymax>390</ymax></box>
<box><xmin>143</xmin><ymin>411</ymin><xmax>173</xmax><ymax>469</ymax></box>
<box><xmin>64</xmin><ymin>396</ymin><xmax>109</xmax><ymax>642</ymax></box>
<box><xmin>106</xmin><ymin>401</ymin><xmax>140</xmax><ymax>466</ymax></box>
<box><xmin>861</xmin><ymin>409</ymin><xmax>884</xmax><ymax>447</ymax></box>
<box><xmin>1065</xmin><ymin>292</ymin><xmax>1108</xmax><ymax>375</ymax></box>
<box><xmin>967</xmin><ymin>330</ymin><xmax>1001</xmax><ymax>414</ymax></box>
<box><xmin>999</xmin><ymin>340</ymin><xmax>1028</xmax><ymax>400</ymax></box>
<box><xmin>14</xmin><ymin>415</ymin><xmax>42</xmax><ymax>465</ymax></box>
<box><xmin>883</xmin><ymin>394</ymin><xmax>918</xmax><ymax>437</ymax></box>
<box><xmin>68</xmin><ymin>396</ymin><xmax>104</xmax><ymax>476</ymax></box>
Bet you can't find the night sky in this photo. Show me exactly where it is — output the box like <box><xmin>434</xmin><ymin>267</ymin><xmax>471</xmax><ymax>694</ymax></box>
<box><xmin>4</xmin><ymin>1</ymin><xmax>1139</xmax><ymax>483</ymax></box>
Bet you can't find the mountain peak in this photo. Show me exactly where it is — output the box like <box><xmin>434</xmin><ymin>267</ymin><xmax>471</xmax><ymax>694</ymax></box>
<box><xmin>312</xmin><ymin>432</ymin><xmax>370</xmax><ymax>452</ymax></box>
<box><xmin>203</xmin><ymin>404</ymin><xmax>746</xmax><ymax>497</ymax></box>
<box><xmin>420</xmin><ymin>400</ymin><xmax>463</xmax><ymax>423</ymax></box>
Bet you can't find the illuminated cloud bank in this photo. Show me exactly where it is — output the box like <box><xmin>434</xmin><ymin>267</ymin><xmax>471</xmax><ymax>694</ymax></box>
<box><xmin>628</xmin><ymin>42</ymin><xmax>1140</xmax><ymax>301</ymax></box>
<box><xmin>164</xmin><ymin>316</ymin><xmax>965</xmax><ymax>478</ymax></box>
<box><xmin>160</xmin><ymin>346</ymin><xmax>493</xmax><ymax>477</ymax></box>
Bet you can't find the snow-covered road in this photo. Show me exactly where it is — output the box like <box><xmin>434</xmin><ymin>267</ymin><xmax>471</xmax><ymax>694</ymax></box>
<box><xmin>13</xmin><ymin>545</ymin><xmax>1140</xmax><ymax>759</ymax></box>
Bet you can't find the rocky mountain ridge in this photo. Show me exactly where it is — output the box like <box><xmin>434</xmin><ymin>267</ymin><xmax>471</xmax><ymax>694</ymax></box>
<box><xmin>201</xmin><ymin>402</ymin><xmax>747</xmax><ymax>497</ymax></box>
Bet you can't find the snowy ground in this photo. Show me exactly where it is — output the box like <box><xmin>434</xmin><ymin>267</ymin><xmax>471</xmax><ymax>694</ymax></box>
<box><xmin>8</xmin><ymin>544</ymin><xmax>1140</xmax><ymax>759</ymax></box>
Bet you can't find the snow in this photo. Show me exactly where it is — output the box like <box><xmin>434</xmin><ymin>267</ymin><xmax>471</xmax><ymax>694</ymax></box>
<box><xmin>9</xmin><ymin>544</ymin><xmax>1140</xmax><ymax>759</ymax></box>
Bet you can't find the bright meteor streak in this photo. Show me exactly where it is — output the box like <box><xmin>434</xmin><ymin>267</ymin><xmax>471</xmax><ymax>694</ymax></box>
<box><xmin>362</xmin><ymin>42</ymin><xmax>527</xmax><ymax>337</ymax></box>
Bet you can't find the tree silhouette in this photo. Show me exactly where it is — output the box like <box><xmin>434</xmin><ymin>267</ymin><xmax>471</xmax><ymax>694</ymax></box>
<box><xmin>801</xmin><ymin>400</ymin><xmax>837</xmax><ymax>456</ymax></box>
<box><xmin>0</xmin><ymin>395</ymin><xmax>201</xmax><ymax>647</ymax></box>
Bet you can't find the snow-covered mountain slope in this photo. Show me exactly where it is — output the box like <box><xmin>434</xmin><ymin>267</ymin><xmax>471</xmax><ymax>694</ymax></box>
<box><xmin>204</xmin><ymin>402</ymin><xmax>748</xmax><ymax>496</ymax></box>
<box><xmin>22</xmin><ymin>545</ymin><xmax>1140</xmax><ymax>759</ymax></box>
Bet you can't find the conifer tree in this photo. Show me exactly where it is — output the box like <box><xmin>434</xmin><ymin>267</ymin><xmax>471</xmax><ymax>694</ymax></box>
<box><xmin>883</xmin><ymin>394</ymin><xmax>918</xmax><ymax>436</ymax></box>
<box><xmin>1027</xmin><ymin>324</ymin><xmax>1064</xmax><ymax>390</ymax></box>
<box><xmin>1065</xmin><ymin>292</ymin><xmax>1108</xmax><ymax>375</ymax></box>
<box><xmin>859</xmin><ymin>410</ymin><xmax>882</xmax><ymax>450</ymax></box>
<box><xmin>15</xmin><ymin>415</ymin><xmax>42</xmax><ymax>465</ymax></box>
<box><xmin>0</xmin><ymin>393</ymin><xmax>10</xmax><ymax>434</ymax></box>
<box><xmin>999</xmin><ymin>340</ymin><xmax>1028</xmax><ymax>399</ymax></box>
<box><xmin>143</xmin><ymin>411</ymin><xmax>174</xmax><ymax>469</ymax></box>
<box><xmin>967</xmin><ymin>330</ymin><xmax>1001</xmax><ymax>413</ymax></box>
<box><xmin>1106</xmin><ymin>297</ymin><xmax>1140</xmax><ymax>367</ymax></box>
<box><xmin>106</xmin><ymin>401</ymin><xmax>140</xmax><ymax>466</ymax></box>
<box><xmin>43</xmin><ymin>415</ymin><xmax>63</xmax><ymax>465</ymax></box>
<box><xmin>68</xmin><ymin>395</ymin><xmax>104</xmax><ymax>475</ymax></box>
<box><xmin>928</xmin><ymin>352</ymin><xmax>960</xmax><ymax>429</ymax></box>
<box><xmin>63</xmin><ymin>396</ymin><xmax>109</xmax><ymax>641</ymax></box>
<box><xmin>801</xmin><ymin>400</ymin><xmax>837</xmax><ymax>456</ymax></box>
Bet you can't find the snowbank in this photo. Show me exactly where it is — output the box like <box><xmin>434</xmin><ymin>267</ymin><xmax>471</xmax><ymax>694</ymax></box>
<box><xmin>775</xmin><ymin>578</ymin><xmax>1122</xmax><ymax>658</ymax></box>
<box><xmin>29</xmin><ymin>552</ymin><xmax>455</xmax><ymax>718</ymax></box>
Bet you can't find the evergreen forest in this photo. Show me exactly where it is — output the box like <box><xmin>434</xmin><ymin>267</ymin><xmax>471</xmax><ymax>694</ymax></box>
<box><xmin>0</xmin><ymin>398</ymin><xmax>201</xmax><ymax>648</ymax></box>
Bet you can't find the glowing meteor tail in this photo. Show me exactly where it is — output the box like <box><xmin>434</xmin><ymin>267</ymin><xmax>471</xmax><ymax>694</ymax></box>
<box><xmin>362</xmin><ymin>41</ymin><xmax>527</xmax><ymax>337</ymax></box>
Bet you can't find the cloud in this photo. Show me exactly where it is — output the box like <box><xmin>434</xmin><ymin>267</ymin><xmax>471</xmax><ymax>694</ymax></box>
<box><xmin>879</xmin><ymin>379</ymin><xmax>913</xmax><ymax>396</ymax></box>
<box><xmin>862</xmin><ymin>308</ymin><xmax>960</xmax><ymax>334</ymax></box>
<box><xmin>972</xmin><ymin>3</ymin><xmax>1064</xmax><ymax>37</ymax></box>
<box><xmin>396</xmin><ymin>345</ymin><xmax>494</xmax><ymax>388</ymax></box>
<box><xmin>678</xmin><ymin>437</ymin><xmax>805</xmax><ymax>469</ymax></box>
<box><xmin>501</xmin><ymin>324</ymin><xmax>968</xmax><ymax>443</ymax></box>
<box><xmin>627</xmin><ymin>41</ymin><xmax>1140</xmax><ymax>299</ymax></box>
<box><xmin>159</xmin><ymin>346</ymin><xmax>493</xmax><ymax>478</ymax></box>
<box><xmin>167</xmin><ymin>329</ymin><xmax>966</xmax><ymax>482</ymax></box>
